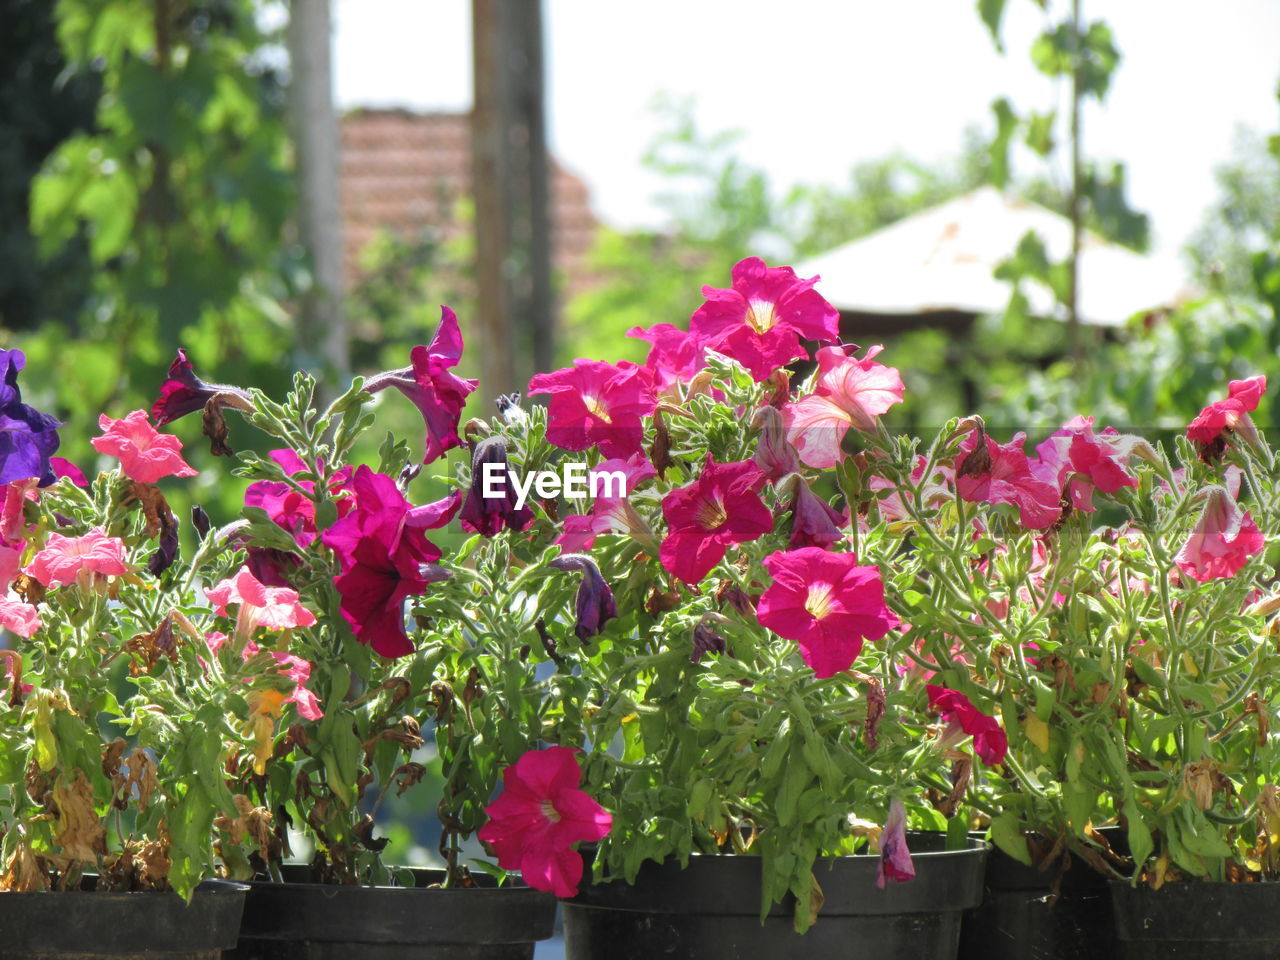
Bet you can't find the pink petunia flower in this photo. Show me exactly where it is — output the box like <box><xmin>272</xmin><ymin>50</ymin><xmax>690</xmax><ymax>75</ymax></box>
<box><xmin>1174</xmin><ymin>474</ymin><xmax>1265</xmax><ymax>582</ymax></box>
<box><xmin>757</xmin><ymin>547</ymin><xmax>902</xmax><ymax>679</ymax></box>
<box><xmin>26</xmin><ymin>527</ymin><xmax>128</xmax><ymax>588</ymax></box>
<box><xmin>1032</xmin><ymin>416</ymin><xmax>1139</xmax><ymax>513</ymax></box>
<box><xmin>751</xmin><ymin>406</ymin><xmax>802</xmax><ymax>483</ymax></box>
<box><xmin>554</xmin><ymin>455</ymin><xmax>658</xmax><ymax>554</ymax></box>
<box><xmin>363</xmin><ymin>307</ymin><xmax>479</xmax><ymax>464</ymax></box>
<box><xmin>783</xmin><ymin>345</ymin><xmax>904</xmax><ymax>469</ymax></box>
<box><xmin>926</xmin><ymin>685</ymin><xmax>1008</xmax><ymax>765</ymax></box>
<box><xmin>0</xmin><ymin>597</ymin><xmax>41</xmax><ymax>638</ymax></box>
<box><xmin>779</xmin><ymin>475</ymin><xmax>846</xmax><ymax>549</ymax></box>
<box><xmin>92</xmin><ymin>410</ymin><xmax>197</xmax><ymax>484</ymax></box>
<box><xmin>1186</xmin><ymin>375</ymin><xmax>1266</xmax><ymax>458</ymax></box>
<box><xmin>876</xmin><ymin>797</ymin><xmax>916</xmax><ymax>888</ymax></box>
<box><xmin>206</xmin><ymin>567</ymin><xmax>317</xmax><ymax>646</ymax></box>
<box><xmin>478</xmin><ymin>746</ymin><xmax>612</xmax><ymax>897</ymax></box>
<box><xmin>955</xmin><ymin>429</ymin><xmax>1061</xmax><ymax>530</ymax></box>
<box><xmin>690</xmin><ymin>257</ymin><xmax>840</xmax><ymax>381</ymax></box>
<box><xmin>659</xmin><ymin>458</ymin><xmax>773</xmax><ymax>585</ymax></box>
<box><xmin>528</xmin><ymin>359</ymin><xmax>657</xmax><ymax>460</ymax></box>
<box><xmin>627</xmin><ymin>323</ymin><xmax>708</xmax><ymax>393</ymax></box>
<box><xmin>869</xmin><ymin>457</ymin><xmax>955</xmax><ymax>525</ymax></box>
<box><xmin>259</xmin><ymin>651</ymin><xmax>324</xmax><ymax>721</ymax></box>
<box><xmin>322</xmin><ymin>466</ymin><xmax>451</xmax><ymax>658</ymax></box>
<box><xmin>49</xmin><ymin>457</ymin><xmax>89</xmax><ymax>488</ymax></box>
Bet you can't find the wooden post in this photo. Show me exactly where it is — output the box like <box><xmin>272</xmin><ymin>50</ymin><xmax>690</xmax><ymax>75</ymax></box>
<box><xmin>287</xmin><ymin>0</ymin><xmax>349</xmax><ymax>392</ymax></box>
<box><xmin>471</xmin><ymin>0</ymin><xmax>553</xmax><ymax>410</ymax></box>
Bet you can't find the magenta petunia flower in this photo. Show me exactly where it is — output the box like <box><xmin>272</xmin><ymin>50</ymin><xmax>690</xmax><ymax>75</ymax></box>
<box><xmin>1186</xmin><ymin>375</ymin><xmax>1266</xmax><ymax>458</ymax></box>
<box><xmin>322</xmin><ymin>465</ymin><xmax>451</xmax><ymax>658</ymax></box>
<box><xmin>478</xmin><ymin>746</ymin><xmax>612</xmax><ymax>897</ymax></box>
<box><xmin>26</xmin><ymin>526</ymin><xmax>129</xmax><ymax>588</ymax></box>
<box><xmin>0</xmin><ymin>597</ymin><xmax>41</xmax><ymax>638</ymax></box>
<box><xmin>926</xmin><ymin>685</ymin><xmax>1008</xmax><ymax>765</ymax></box>
<box><xmin>1032</xmin><ymin>416</ymin><xmax>1139</xmax><ymax>513</ymax></box>
<box><xmin>955</xmin><ymin>429</ymin><xmax>1061</xmax><ymax>530</ymax></box>
<box><xmin>554</xmin><ymin>454</ymin><xmax>658</xmax><ymax>554</ymax></box>
<box><xmin>689</xmin><ymin>257</ymin><xmax>840</xmax><ymax>381</ymax></box>
<box><xmin>527</xmin><ymin>359</ymin><xmax>657</xmax><ymax>459</ymax></box>
<box><xmin>92</xmin><ymin>410</ymin><xmax>197</xmax><ymax>485</ymax></box>
<box><xmin>876</xmin><ymin>797</ymin><xmax>916</xmax><ymax>888</ymax></box>
<box><xmin>757</xmin><ymin>547</ymin><xmax>902</xmax><ymax>679</ymax></box>
<box><xmin>205</xmin><ymin>567</ymin><xmax>317</xmax><ymax>646</ymax></box>
<box><xmin>1175</xmin><ymin>475</ymin><xmax>1265</xmax><ymax>582</ymax></box>
<box><xmin>627</xmin><ymin>322</ymin><xmax>708</xmax><ymax>392</ymax></box>
<box><xmin>150</xmin><ymin>348</ymin><xmax>254</xmax><ymax>426</ymax></box>
<box><xmin>783</xmin><ymin>345</ymin><xmax>904</xmax><ymax>469</ymax></box>
<box><xmin>659</xmin><ymin>457</ymin><xmax>773</xmax><ymax>585</ymax></box>
<box><xmin>364</xmin><ymin>307</ymin><xmax>479</xmax><ymax>464</ymax></box>
<box><xmin>49</xmin><ymin>457</ymin><xmax>89</xmax><ymax>488</ymax></box>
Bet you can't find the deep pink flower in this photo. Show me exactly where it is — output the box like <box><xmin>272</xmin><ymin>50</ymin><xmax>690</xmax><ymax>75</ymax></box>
<box><xmin>690</xmin><ymin>257</ymin><xmax>840</xmax><ymax>381</ymax></box>
<box><xmin>92</xmin><ymin>411</ymin><xmax>197</xmax><ymax>484</ymax></box>
<box><xmin>150</xmin><ymin>348</ymin><xmax>254</xmax><ymax>426</ymax></box>
<box><xmin>364</xmin><ymin>307</ymin><xmax>479</xmax><ymax>464</ymax></box>
<box><xmin>1032</xmin><ymin>416</ymin><xmax>1139</xmax><ymax>512</ymax></box>
<box><xmin>659</xmin><ymin>458</ymin><xmax>773</xmax><ymax>585</ymax></box>
<box><xmin>26</xmin><ymin>527</ymin><xmax>128</xmax><ymax>588</ymax></box>
<box><xmin>783</xmin><ymin>345</ymin><xmax>904</xmax><ymax>469</ymax></box>
<box><xmin>49</xmin><ymin>457</ymin><xmax>89</xmax><ymax>488</ymax></box>
<box><xmin>955</xmin><ymin>429</ymin><xmax>1061</xmax><ymax>530</ymax></box>
<box><xmin>554</xmin><ymin>455</ymin><xmax>658</xmax><ymax>554</ymax></box>
<box><xmin>757</xmin><ymin>547</ymin><xmax>902</xmax><ymax>679</ymax></box>
<box><xmin>0</xmin><ymin>597</ymin><xmax>41</xmax><ymax>638</ymax></box>
<box><xmin>1186</xmin><ymin>376</ymin><xmax>1266</xmax><ymax>457</ymax></box>
<box><xmin>528</xmin><ymin>359</ymin><xmax>657</xmax><ymax>459</ymax></box>
<box><xmin>926</xmin><ymin>685</ymin><xmax>1008</xmax><ymax>765</ymax></box>
<box><xmin>1175</xmin><ymin>476</ymin><xmax>1265</xmax><ymax>582</ymax></box>
<box><xmin>627</xmin><ymin>323</ymin><xmax>708</xmax><ymax>392</ymax></box>
<box><xmin>322</xmin><ymin>466</ymin><xmax>451</xmax><ymax>658</ymax></box>
<box><xmin>205</xmin><ymin>568</ymin><xmax>317</xmax><ymax>646</ymax></box>
<box><xmin>478</xmin><ymin>746</ymin><xmax>612</xmax><ymax>897</ymax></box>
<box><xmin>876</xmin><ymin>797</ymin><xmax>915</xmax><ymax>888</ymax></box>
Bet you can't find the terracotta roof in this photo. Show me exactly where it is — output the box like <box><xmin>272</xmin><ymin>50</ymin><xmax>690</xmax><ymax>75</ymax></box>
<box><xmin>339</xmin><ymin>108</ymin><xmax>600</xmax><ymax>299</ymax></box>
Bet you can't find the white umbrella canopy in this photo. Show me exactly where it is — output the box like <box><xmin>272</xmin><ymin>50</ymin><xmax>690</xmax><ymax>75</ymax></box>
<box><xmin>798</xmin><ymin>187</ymin><xmax>1194</xmax><ymax>329</ymax></box>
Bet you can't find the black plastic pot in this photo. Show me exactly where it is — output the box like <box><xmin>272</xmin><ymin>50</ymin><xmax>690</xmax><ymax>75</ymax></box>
<box><xmin>958</xmin><ymin>841</ymin><xmax>1118</xmax><ymax>959</ymax></box>
<box><xmin>0</xmin><ymin>877</ymin><xmax>247</xmax><ymax>960</ymax></box>
<box><xmin>1110</xmin><ymin>879</ymin><xmax>1280</xmax><ymax>959</ymax></box>
<box><xmin>227</xmin><ymin>867</ymin><xmax>557</xmax><ymax>960</ymax></box>
<box><xmin>563</xmin><ymin>834</ymin><xmax>987</xmax><ymax>960</ymax></box>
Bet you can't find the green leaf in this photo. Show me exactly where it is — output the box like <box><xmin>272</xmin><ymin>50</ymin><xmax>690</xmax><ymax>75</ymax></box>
<box><xmin>977</xmin><ymin>0</ymin><xmax>1009</xmax><ymax>51</ymax></box>
<box><xmin>990</xmin><ymin>812</ymin><xmax>1032</xmax><ymax>865</ymax></box>
<box><xmin>989</xmin><ymin>98</ymin><xmax>1018</xmax><ymax>189</ymax></box>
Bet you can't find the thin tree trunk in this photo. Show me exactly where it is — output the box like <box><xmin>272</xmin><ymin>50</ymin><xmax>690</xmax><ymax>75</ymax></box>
<box><xmin>287</xmin><ymin>0</ymin><xmax>349</xmax><ymax>393</ymax></box>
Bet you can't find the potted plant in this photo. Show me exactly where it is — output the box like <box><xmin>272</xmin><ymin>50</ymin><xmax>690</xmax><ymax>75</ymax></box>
<box><xmin>0</xmin><ymin>348</ymin><xmax>248</xmax><ymax>958</ymax></box>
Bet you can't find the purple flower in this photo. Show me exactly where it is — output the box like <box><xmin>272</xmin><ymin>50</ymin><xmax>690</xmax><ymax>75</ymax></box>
<box><xmin>150</xmin><ymin>348</ymin><xmax>253</xmax><ymax>425</ymax></box>
<box><xmin>0</xmin><ymin>350</ymin><xmax>62</xmax><ymax>487</ymax></box>
<box><xmin>779</xmin><ymin>474</ymin><xmax>846</xmax><ymax>549</ymax></box>
<box><xmin>690</xmin><ymin>622</ymin><xmax>727</xmax><ymax>663</ymax></box>
<box><xmin>548</xmin><ymin>554</ymin><xmax>617</xmax><ymax>641</ymax></box>
<box><xmin>876</xmin><ymin>797</ymin><xmax>915</xmax><ymax>888</ymax></box>
<box><xmin>460</xmin><ymin>437</ymin><xmax>534</xmax><ymax>537</ymax></box>
<box><xmin>364</xmin><ymin>307</ymin><xmax>479</xmax><ymax>465</ymax></box>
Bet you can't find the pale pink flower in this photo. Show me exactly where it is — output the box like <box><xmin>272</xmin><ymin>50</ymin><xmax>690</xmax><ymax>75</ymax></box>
<box><xmin>92</xmin><ymin>410</ymin><xmax>197</xmax><ymax>484</ymax></box>
<box><xmin>26</xmin><ymin>527</ymin><xmax>129</xmax><ymax>588</ymax></box>
<box><xmin>206</xmin><ymin>567</ymin><xmax>317</xmax><ymax>643</ymax></box>
<box><xmin>0</xmin><ymin>597</ymin><xmax>41</xmax><ymax>638</ymax></box>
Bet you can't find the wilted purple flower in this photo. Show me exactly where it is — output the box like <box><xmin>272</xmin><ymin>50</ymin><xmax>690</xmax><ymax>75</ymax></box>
<box><xmin>548</xmin><ymin>553</ymin><xmax>617</xmax><ymax>641</ymax></box>
<box><xmin>147</xmin><ymin>510</ymin><xmax>180</xmax><ymax>577</ymax></box>
<box><xmin>191</xmin><ymin>505</ymin><xmax>212</xmax><ymax>539</ymax></box>
<box><xmin>690</xmin><ymin>622</ymin><xmax>727</xmax><ymax>663</ymax></box>
<box><xmin>751</xmin><ymin>406</ymin><xmax>801</xmax><ymax>483</ymax></box>
<box><xmin>364</xmin><ymin>307</ymin><xmax>479</xmax><ymax>465</ymax></box>
<box><xmin>876</xmin><ymin>797</ymin><xmax>915</xmax><ymax>888</ymax></box>
<box><xmin>780</xmin><ymin>474</ymin><xmax>845</xmax><ymax>549</ymax></box>
<box><xmin>460</xmin><ymin>437</ymin><xmax>534</xmax><ymax>537</ymax></box>
<box><xmin>150</xmin><ymin>348</ymin><xmax>253</xmax><ymax>425</ymax></box>
<box><xmin>0</xmin><ymin>349</ymin><xmax>62</xmax><ymax>487</ymax></box>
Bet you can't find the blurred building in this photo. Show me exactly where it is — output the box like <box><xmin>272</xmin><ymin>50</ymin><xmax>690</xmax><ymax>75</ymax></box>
<box><xmin>339</xmin><ymin>108</ymin><xmax>600</xmax><ymax>298</ymax></box>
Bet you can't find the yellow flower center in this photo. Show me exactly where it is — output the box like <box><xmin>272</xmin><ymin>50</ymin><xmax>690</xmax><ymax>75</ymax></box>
<box><xmin>695</xmin><ymin>496</ymin><xmax>728</xmax><ymax>531</ymax></box>
<box><xmin>804</xmin><ymin>583</ymin><xmax>836</xmax><ymax>620</ymax></box>
<box><xmin>584</xmin><ymin>395</ymin><xmax>612</xmax><ymax>423</ymax></box>
<box><xmin>744</xmin><ymin>298</ymin><xmax>778</xmax><ymax>334</ymax></box>
<box><xmin>540</xmin><ymin>799</ymin><xmax>561</xmax><ymax>824</ymax></box>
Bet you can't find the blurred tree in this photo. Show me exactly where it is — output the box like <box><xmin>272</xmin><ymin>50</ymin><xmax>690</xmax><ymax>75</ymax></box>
<box><xmin>0</xmin><ymin>0</ymin><xmax>100</xmax><ymax>330</ymax></box>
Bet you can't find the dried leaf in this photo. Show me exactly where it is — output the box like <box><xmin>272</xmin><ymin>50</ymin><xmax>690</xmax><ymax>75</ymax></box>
<box><xmin>52</xmin><ymin>770</ymin><xmax>106</xmax><ymax>862</ymax></box>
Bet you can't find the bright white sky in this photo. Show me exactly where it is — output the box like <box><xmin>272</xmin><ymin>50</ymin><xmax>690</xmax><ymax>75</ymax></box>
<box><xmin>333</xmin><ymin>0</ymin><xmax>1280</xmax><ymax>257</ymax></box>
